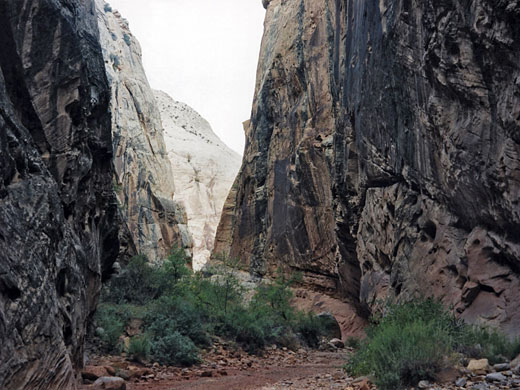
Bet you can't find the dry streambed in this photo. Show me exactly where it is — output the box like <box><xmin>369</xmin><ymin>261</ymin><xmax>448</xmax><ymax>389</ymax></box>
<box><xmin>80</xmin><ymin>342</ymin><xmax>520</xmax><ymax>390</ymax></box>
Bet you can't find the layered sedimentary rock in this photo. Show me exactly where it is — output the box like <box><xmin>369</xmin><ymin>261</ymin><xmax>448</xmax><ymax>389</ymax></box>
<box><xmin>0</xmin><ymin>0</ymin><xmax>119</xmax><ymax>388</ymax></box>
<box><xmin>156</xmin><ymin>91</ymin><xmax>241</xmax><ymax>269</ymax></box>
<box><xmin>96</xmin><ymin>1</ymin><xmax>190</xmax><ymax>263</ymax></box>
<box><xmin>215</xmin><ymin>0</ymin><xmax>520</xmax><ymax>335</ymax></box>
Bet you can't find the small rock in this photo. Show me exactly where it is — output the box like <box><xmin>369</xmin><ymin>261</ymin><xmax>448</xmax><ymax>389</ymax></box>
<box><xmin>486</xmin><ymin>372</ymin><xmax>507</xmax><ymax>382</ymax></box>
<box><xmin>455</xmin><ymin>377</ymin><xmax>467</xmax><ymax>387</ymax></box>
<box><xmin>105</xmin><ymin>366</ymin><xmax>116</xmax><ymax>376</ymax></box>
<box><xmin>493</xmin><ymin>363</ymin><xmax>511</xmax><ymax>372</ymax></box>
<box><xmin>93</xmin><ymin>376</ymin><xmax>126</xmax><ymax>390</ymax></box>
<box><xmin>418</xmin><ymin>380</ymin><xmax>431</xmax><ymax>389</ymax></box>
<box><xmin>329</xmin><ymin>338</ymin><xmax>345</xmax><ymax>349</ymax></box>
<box><xmin>218</xmin><ymin>369</ymin><xmax>228</xmax><ymax>376</ymax></box>
<box><xmin>200</xmin><ymin>370</ymin><xmax>213</xmax><ymax>377</ymax></box>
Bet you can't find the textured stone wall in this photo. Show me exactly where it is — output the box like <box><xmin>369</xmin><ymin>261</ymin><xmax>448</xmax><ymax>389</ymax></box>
<box><xmin>0</xmin><ymin>0</ymin><xmax>119</xmax><ymax>388</ymax></box>
<box><xmin>96</xmin><ymin>0</ymin><xmax>191</xmax><ymax>263</ymax></box>
<box><xmin>215</xmin><ymin>0</ymin><xmax>520</xmax><ymax>335</ymax></box>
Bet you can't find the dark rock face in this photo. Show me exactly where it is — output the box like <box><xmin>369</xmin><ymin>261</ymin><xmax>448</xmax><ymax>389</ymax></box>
<box><xmin>0</xmin><ymin>0</ymin><xmax>119</xmax><ymax>388</ymax></box>
<box><xmin>215</xmin><ymin>0</ymin><xmax>520</xmax><ymax>335</ymax></box>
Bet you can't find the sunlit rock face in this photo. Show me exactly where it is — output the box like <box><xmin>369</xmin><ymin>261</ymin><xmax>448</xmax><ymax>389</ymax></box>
<box><xmin>155</xmin><ymin>91</ymin><xmax>242</xmax><ymax>270</ymax></box>
<box><xmin>215</xmin><ymin>0</ymin><xmax>520</xmax><ymax>335</ymax></box>
<box><xmin>96</xmin><ymin>1</ymin><xmax>191</xmax><ymax>262</ymax></box>
<box><xmin>0</xmin><ymin>0</ymin><xmax>119</xmax><ymax>388</ymax></box>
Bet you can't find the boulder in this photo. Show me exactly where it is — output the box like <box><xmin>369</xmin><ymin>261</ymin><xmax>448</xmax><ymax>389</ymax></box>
<box><xmin>493</xmin><ymin>363</ymin><xmax>510</xmax><ymax>372</ymax></box>
<box><xmin>511</xmin><ymin>354</ymin><xmax>520</xmax><ymax>368</ymax></box>
<box><xmin>329</xmin><ymin>338</ymin><xmax>345</xmax><ymax>349</ymax></box>
<box><xmin>93</xmin><ymin>376</ymin><xmax>126</xmax><ymax>390</ymax></box>
<box><xmin>82</xmin><ymin>366</ymin><xmax>109</xmax><ymax>381</ymax></box>
<box><xmin>467</xmin><ymin>359</ymin><xmax>490</xmax><ymax>374</ymax></box>
<box><xmin>418</xmin><ymin>380</ymin><xmax>431</xmax><ymax>389</ymax></box>
<box><xmin>485</xmin><ymin>372</ymin><xmax>507</xmax><ymax>382</ymax></box>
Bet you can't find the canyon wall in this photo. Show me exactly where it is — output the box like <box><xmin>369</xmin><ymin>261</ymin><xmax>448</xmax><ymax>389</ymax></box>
<box><xmin>0</xmin><ymin>0</ymin><xmax>119</xmax><ymax>388</ymax></box>
<box><xmin>156</xmin><ymin>91</ymin><xmax>242</xmax><ymax>270</ymax></box>
<box><xmin>96</xmin><ymin>1</ymin><xmax>191</xmax><ymax>263</ymax></box>
<box><xmin>215</xmin><ymin>0</ymin><xmax>520</xmax><ymax>335</ymax></box>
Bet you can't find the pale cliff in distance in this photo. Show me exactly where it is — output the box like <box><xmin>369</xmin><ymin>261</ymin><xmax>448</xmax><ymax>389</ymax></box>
<box><xmin>96</xmin><ymin>0</ymin><xmax>191</xmax><ymax>263</ymax></box>
<box><xmin>155</xmin><ymin>90</ymin><xmax>242</xmax><ymax>270</ymax></box>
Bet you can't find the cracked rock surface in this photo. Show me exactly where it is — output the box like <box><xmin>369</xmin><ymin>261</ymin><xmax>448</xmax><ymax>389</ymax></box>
<box><xmin>96</xmin><ymin>0</ymin><xmax>191</xmax><ymax>263</ymax></box>
<box><xmin>0</xmin><ymin>0</ymin><xmax>119</xmax><ymax>388</ymax></box>
<box><xmin>214</xmin><ymin>0</ymin><xmax>520</xmax><ymax>334</ymax></box>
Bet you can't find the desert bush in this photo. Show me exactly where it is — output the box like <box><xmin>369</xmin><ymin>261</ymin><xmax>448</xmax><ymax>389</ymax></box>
<box><xmin>128</xmin><ymin>335</ymin><xmax>151</xmax><ymax>362</ymax></box>
<box><xmin>94</xmin><ymin>304</ymin><xmax>128</xmax><ymax>353</ymax></box>
<box><xmin>96</xmin><ymin>253</ymin><xmax>329</xmax><ymax>364</ymax></box>
<box><xmin>457</xmin><ymin>325</ymin><xmax>520</xmax><ymax>364</ymax></box>
<box><xmin>347</xmin><ymin>298</ymin><xmax>520</xmax><ymax>390</ymax></box>
<box><xmin>154</xmin><ymin>248</ymin><xmax>192</xmax><ymax>296</ymax></box>
<box><xmin>101</xmin><ymin>255</ymin><xmax>159</xmax><ymax>304</ymax></box>
<box><xmin>145</xmin><ymin>295</ymin><xmax>211</xmax><ymax>348</ymax></box>
<box><xmin>293</xmin><ymin>311</ymin><xmax>329</xmax><ymax>348</ymax></box>
<box><xmin>251</xmin><ymin>270</ymin><xmax>301</xmax><ymax>322</ymax></box>
<box><xmin>346</xmin><ymin>336</ymin><xmax>361</xmax><ymax>350</ymax></box>
<box><xmin>150</xmin><ymin>331</ymin><xmax>200</xmax><ymax>366</ymax></box>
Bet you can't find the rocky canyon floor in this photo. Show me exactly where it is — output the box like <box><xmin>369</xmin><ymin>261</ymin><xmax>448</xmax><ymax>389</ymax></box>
<box><xmin>80</xmin><ymin>344</ymin><xmax>357</xmax><ymax>390</ymax></box>
<box><xmin>80</xmin><ymin>342</ymin><xmax>520</xmax><ymax>390</ymax></box>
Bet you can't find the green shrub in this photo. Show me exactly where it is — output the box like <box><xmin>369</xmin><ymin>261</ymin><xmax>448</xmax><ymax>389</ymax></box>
<box><xmin>457</xmin><ymin>325</ymin><xmax>520</xmax><ymax>364</ymax></box>
<box><xmin>294</xmin><ymin>312</ymin><xmax>329</xmax><ymax>347</ymax></box>
<box><xmin>94</xmin><ymin>304</ymin><xmax>128</xmax><ymax>353</ymax></box>
<box><xmin>346</xmin><ymin>336</ymin><xmax>361</xmax><ymax>350</ymax></box>
<box><xmin>349</xmin><ymin>318</ymin><xmax>453</xmax><ymax>389</ymax></box>
<box><xmin>96</xmin><ymin>253</ymin><xmax>331</xmax><ymax>364</ymax></box>
<box><xmin>347</xmin><ymin>298</ymin><xmax>520</xmax><ymax>390</ymax></box>
<box><xmin>150</xmin><ymin>331</ymin><xmax>200</xmax><ymax>366</ymax></box>
<box><xmin>102</xmin><ymin>249</ymin><xmax>191</xmax><ymax>305</ymax></box>
<box><xmin>128</xmin><ymin>335</ymin><xmax>151</xmax><ymax>362</ymax></box>
<box><xmin>101</xmin><ymin>256</ymin><xmax>159</xmax><ymax>304</ymax></box>
<box><xmin>145</xmin><ymin>295</ymin><xmax>211</xmax><ymax>348</ymax></box>
<box><xmin>251</xmin><ymin>270</ymin><xmax>300</xmax><ymax>322</ymax></box>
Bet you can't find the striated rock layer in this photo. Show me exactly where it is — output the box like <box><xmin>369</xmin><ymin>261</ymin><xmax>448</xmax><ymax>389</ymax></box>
<box><xmin>0</xmin><ymin>0</ymin><xmax>119</xmax><ymax>389</ymax></box>
<box><xmin>96</xmin><ymin>1</ymin><xmax>190</xmax><ymax>263</ymax></box>
<box><xmin>156</xmin><ymin>91</ymin><xmax>241</xmax><ymax>270</ymax></box>
<box><xmin>215</xmin><ymin>0</ymin><xmax>520</xmax><ymax>335</ymax></box>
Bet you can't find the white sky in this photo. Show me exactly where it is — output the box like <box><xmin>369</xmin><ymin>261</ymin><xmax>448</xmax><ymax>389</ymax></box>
<box><xmin>107</xmin><ymin>0</ymin><xmax>266</xmax><ymax>155</ymax></box>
